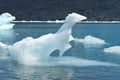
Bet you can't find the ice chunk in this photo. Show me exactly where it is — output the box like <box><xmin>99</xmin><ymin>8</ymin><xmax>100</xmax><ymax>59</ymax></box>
<box><xmin>0</xmin><ymin>13</ymin><xmax>15</xmax><ymax>25</ymax></box>
<box><xmin>6</xmin><ymin>13</ymin><xmax>87</xmax><ymax>65</ymax></box>
<box><xmin>0</xmin><ymin>13</ymin><xmax>15</xmax><ymax>30</ymax></box>
<box><xmin>104</xmin><ymin>46</ymin><xmax>120</xmax><ymax>54</ymax></box>
<box><xmin>74</xmin><ymin>35</ymin><xmax>106</xmax><ymax>45</ymax></box>
<box><xmin>0</xmin><ymin>24</ymin><xmax>15</xmax><ymax>30</ymax></box>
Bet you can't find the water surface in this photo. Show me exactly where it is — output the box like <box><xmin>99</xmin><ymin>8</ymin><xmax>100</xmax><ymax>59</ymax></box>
<box><xmin>0</xmin><ymin>23</ymin><xmax>120</xmax><ymax>80</ymax></box>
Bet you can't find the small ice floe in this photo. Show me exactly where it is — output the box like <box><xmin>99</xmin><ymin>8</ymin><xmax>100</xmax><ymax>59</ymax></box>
<box><xmin>55</xmin><ymin>20</ymin><xmax>64</xmax><ymax>23</ymax></box>
<box><xmin>104</xmin><ymin>46</ymin><xmax>120</xmax><ymax>54</ymax></box>
<box><xmin>74</xmin><ymin>35</ymin><xmax>106</xmax><ymax>45</ymax></box>
<box><xmin>0</xmin><ymin>13</ymin><xmax>16</xmax><ymax>30</ymax></box>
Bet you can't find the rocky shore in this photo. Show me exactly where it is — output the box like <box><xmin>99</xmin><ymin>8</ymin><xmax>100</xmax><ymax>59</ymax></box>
<box><xmin>0</xmin><ymin>0</ymin><xmax>120</xmax><ymax>21</ymax></box>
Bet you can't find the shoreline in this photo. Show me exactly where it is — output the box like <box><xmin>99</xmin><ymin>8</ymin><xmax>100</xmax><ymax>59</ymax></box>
<box><xmin>12</xmin><ymin>21</ymin><xmax>120</xmax><ymax>24</ymax></box>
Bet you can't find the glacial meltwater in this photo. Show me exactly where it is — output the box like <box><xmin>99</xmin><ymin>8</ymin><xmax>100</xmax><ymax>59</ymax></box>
<box><xmin>0</xmin><ymin>23</ymin><xmax>120</xmax><ymax>80</ymax></box>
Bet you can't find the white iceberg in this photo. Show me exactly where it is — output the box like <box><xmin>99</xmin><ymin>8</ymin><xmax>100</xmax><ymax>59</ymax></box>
<box><xmin>104</xmin><ymin>46</ymin><xmax>120</xmax><ymax>54</ymax></box>
<box><xmin>0</xmin><ymin>13</ymin><xmax>86</xmax><ymax>65</ymax></box>
<box><xmin>0</xmin><ymin>13</ymin><xmax>15</xmax><ymax>30</ymax></box>
<box><xmin>74</xmin><ymin>35</ymin><xmax>106</xmax><ymax>45</ymax></box>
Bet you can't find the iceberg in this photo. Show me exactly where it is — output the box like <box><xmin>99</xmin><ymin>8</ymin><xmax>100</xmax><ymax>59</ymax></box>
<box><xmin>0</xmin><ymin>13</ymin><xmax>86</xmax><ymax>65</ymax></box>
<box><xmin>104</xmin><ymin>46</ymin><xmax>120</xmax><ymax>54</ymax></box>
<box><xmin>74</xmin><ymin>35</ymin><xmax>106</xmax><ymax>45</ymax></box>
<box><xmin>0</xmin><ymin>13</ymin><xmax>15</xmax><ymax>30</ymax></box>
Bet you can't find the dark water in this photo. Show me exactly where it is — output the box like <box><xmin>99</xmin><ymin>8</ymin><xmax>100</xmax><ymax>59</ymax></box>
<box><xmin>0</xmin><ymin>23</ymin><xmax>120</xmax><ymax>80</ymax></box>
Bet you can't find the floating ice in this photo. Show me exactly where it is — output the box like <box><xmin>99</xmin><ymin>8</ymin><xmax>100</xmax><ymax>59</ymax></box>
<box><xmin>55</xmin><ymin>20</ymin><xmax>64</xmax><ymax>23</ymax></box>
<box><xmin>0</xmin><ymin>24</ymin><xmax>15</xmax><ymax>30</ymax></box>
<box><xmin>0</xmin><ymin>13</ymin><xmax>85</xmax><ymax>65</ymax></box>
<box><xmin>74</xmin><ymin>35</ymin><xmax>106</xmax><ymax>45</ymax></box>
<box><xmin>46</xmin><ymin>20</ymin><xmax>64</xmax><ymax>23</ymax></box>
<box><xmin>104</xmin><ymin>46</ymin><xmax>120</xmax><ymax>54</ymax></box>
<box><xmin>0</xmin><ymin>13</ymin><xmax>118</xmax><ymax>67</ymax></box>
<box><xmin>0</xmin><ymin>13</ymin><xmax>15</xmax><ymax>30</ymax></box>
